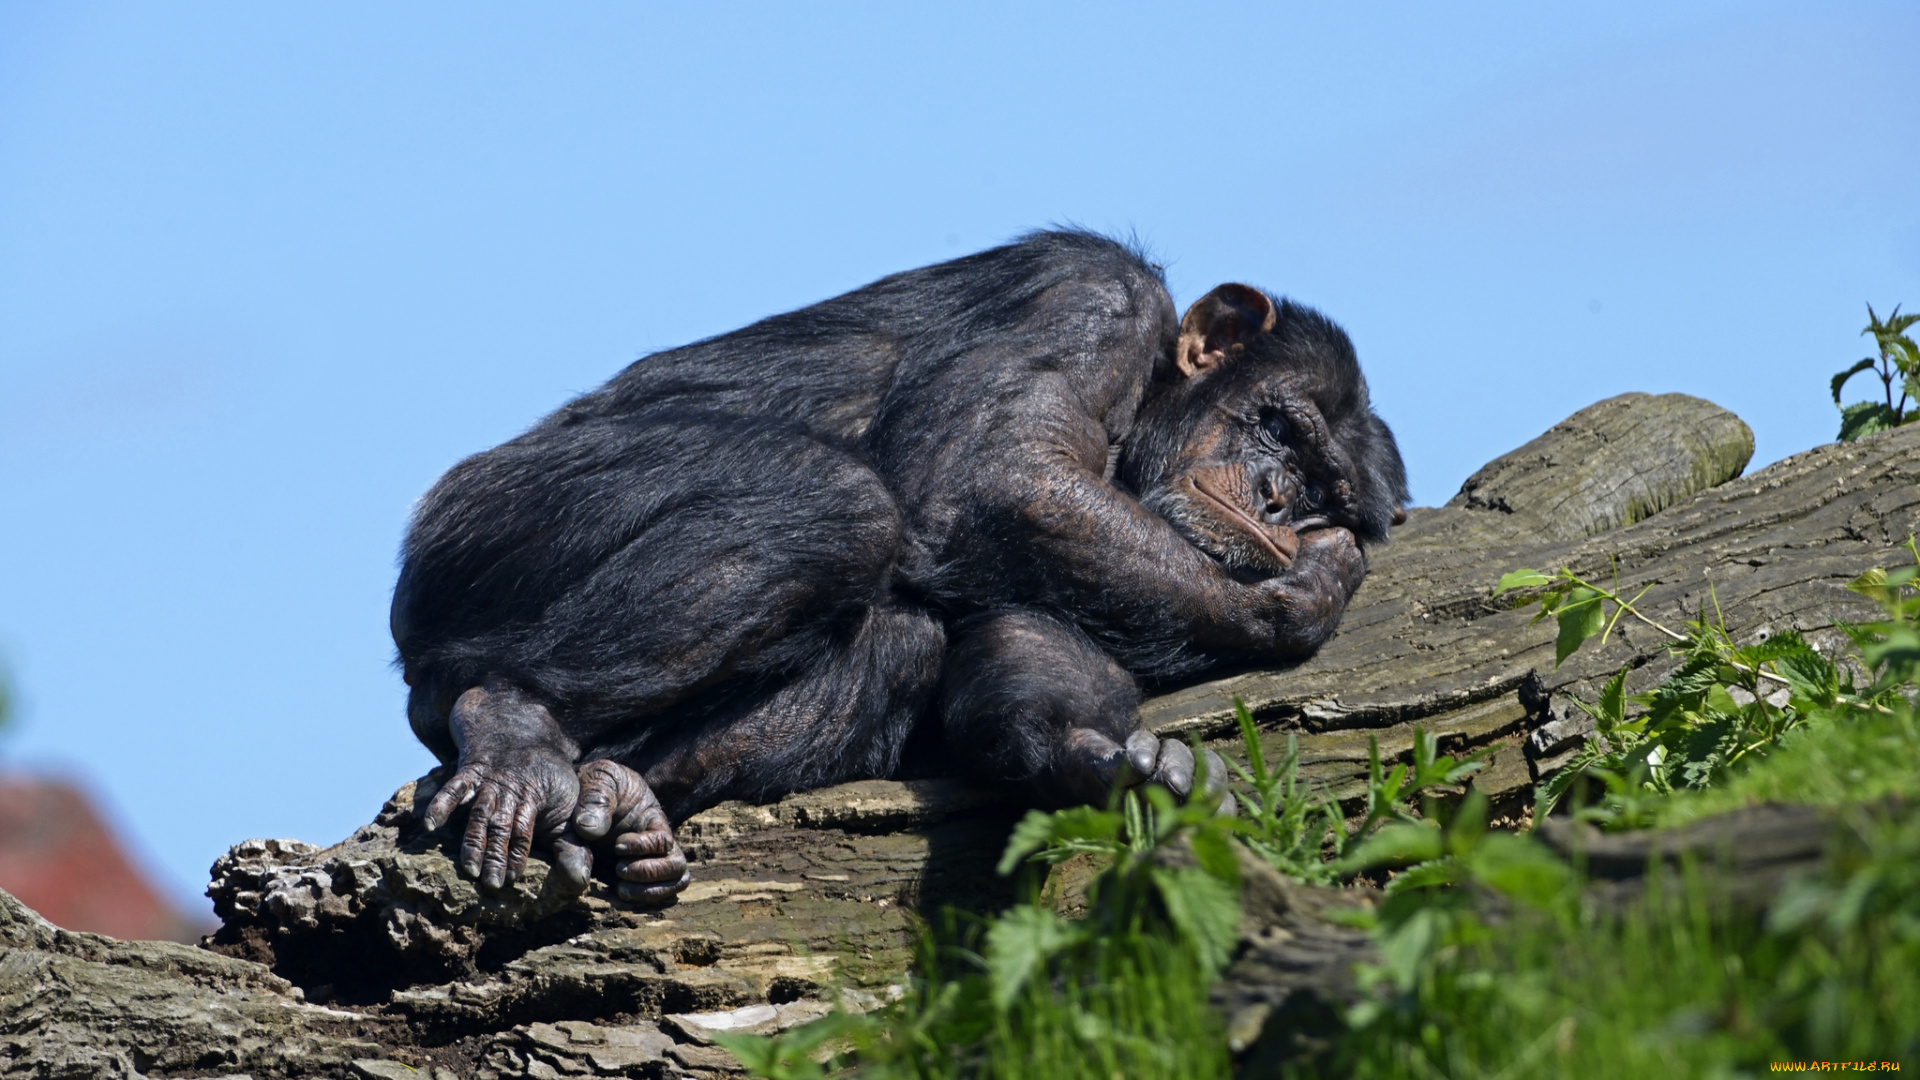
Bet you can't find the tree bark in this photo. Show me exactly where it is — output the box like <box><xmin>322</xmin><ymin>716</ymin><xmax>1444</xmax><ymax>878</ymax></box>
<box><xmin>6</xmin><ymin>396</ymin><xmax>1916</xmax><ymax>1079</ymax></box>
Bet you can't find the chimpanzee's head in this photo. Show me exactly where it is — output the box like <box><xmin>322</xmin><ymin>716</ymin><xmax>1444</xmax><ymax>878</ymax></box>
<box><xmin>1120</xmin><ymin>284</ymin><xmax>1409</xmax><ymax>579</ymax></box>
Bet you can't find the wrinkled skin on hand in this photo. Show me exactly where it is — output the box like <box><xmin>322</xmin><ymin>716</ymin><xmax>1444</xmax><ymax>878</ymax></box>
<box><xmin>571</xmin><ymin>759</ymin><xmax>690</xmax><ymax>904</ymax></box>
<box><xmin>1260</xmin><ymin>526</ymin><xmax>1369</xmax><ymax>654</ymax></box>
<box><xmin>418</xmin><ymin>684</ymin><xmax>688</xmax><ymax>902</ymax></box>
<box><xmin>419</xmin><ymin>681</ymin><xmax>593</xmax><ymax>892</ymax></box>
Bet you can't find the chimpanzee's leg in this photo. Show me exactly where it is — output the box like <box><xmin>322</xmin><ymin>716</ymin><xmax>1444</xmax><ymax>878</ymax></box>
<box><xmin>397</xmin><ymin>411</ymin><xmax>903</xmax><ymax>744</ymax></box>
<box><xmin>624</xmin><ymin>604</ymin><xmax>945</xmax><ymax>813</ymax></box>
<box><xmin>569</xmin><ymin>602</ymin><xmax>945</xmax><ymax>902</ymax></box>
<box><xmin>939</xmin><ymin>609</ymin><xmax>1225</xmax><ymax>806</ymax></box>
<box><xmin>401</xmin><ymin>410</ymin><xmax>908</xmax><ymax>894</ymax></box>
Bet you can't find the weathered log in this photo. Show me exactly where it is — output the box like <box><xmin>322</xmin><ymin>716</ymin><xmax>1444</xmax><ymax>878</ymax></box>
<box><xmin>1151</xmin><ymin>405</ymin><xmax>1917</xmax><ymax>819</ymax></box>
<box><xmin>5</xmin><ymin>399</ymin><xmax>1916</xmax><ymax>1078</ymax></box>
<box><xmin>1446</xmin><ymin>392</ymin><xmax>1754</xmax><ymax>541</ymax></box>
<box><xmin>0</xmin><ymin>885</ymin><xmax>381</xmax><ymax>1078</ymax></box>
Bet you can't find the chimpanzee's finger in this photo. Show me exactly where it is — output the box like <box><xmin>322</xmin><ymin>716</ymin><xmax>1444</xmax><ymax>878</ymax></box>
<box><xmin>617</xmin><ymin>852</ymin><xmax>689</xmax><ymax>886</ymax></box>
<box><xmin>546</xmin><ymin>825</ymin><xmax>594</xmax><ymax>894</ymax></box>
<box><xmin>1155</xmin><ymin>738</ymin><xmax>1196</xmax><ymax>798</ymax></box>
<box><xmin>606</xmin><ymin>779</ymin><xmax>669</xmax><ymax>840</ymax></box>
<box><xmin>479</xmin><ymin>788</ymin><xmax>524</xmax><ymax>890</ymax></box>
<box><xmin>499</xmin><ymin>797</ymin><xmax>540</xmax><ymax>886</ymax></box>
<box><xmin>613</xmin><ymin>825</ymin><xmax>689</xmax><ymax>906</ymax></box>
<box><xmin>618</xmin><ymin>845</ymin><xmax>687</xmax><ymax>880</ymax></box>
<box><xmin>461</xmin><ymin>783</ymin><xmax>500</xmax><ymax>879</ymax></box>
<box><xmin>572</xmin><ymin>759</ymin><xmax>641</xmax><ymax>840</ymax></box>
<box><xmin>617</xmin><ymin>871</ymin><xmax>691</xmax><ymax>906</ymax></box>
<box><xmin>1123</xmin><ymin>730</ymin><xmax>1159</xmax><ymax>781</ymax></box>
<box><xmin>614</xmin><ymin>827</ymin><xmax>676</xmax><ymax>859</ymax></box>
<box><xmin>1199</xmin><ymin>748</ymin><xmax>1229</xmax><ymax>805</ymax></box>
<box><xmin>423</xmin><ymin>767</ymin><xmax>482</xmax><ymax>833</ymax></box>
<box><xmin>616</xmin><ymin>855</ymin><xmax>691</xmax><ymax>905</ymax></box>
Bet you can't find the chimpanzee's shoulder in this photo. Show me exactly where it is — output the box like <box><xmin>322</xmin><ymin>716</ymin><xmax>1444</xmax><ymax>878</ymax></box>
<box><xmin>997</xmin><ymin>228</ymin><xmax>1164</xmax><ymax>284</ymax></box>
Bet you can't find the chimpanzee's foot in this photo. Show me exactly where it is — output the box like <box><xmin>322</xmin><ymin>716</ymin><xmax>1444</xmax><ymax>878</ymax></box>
<box><xmin>419</xmin><ymin>683</ymin><xmax>593</xmax><ymax>893</ymax></box>
<box><xmin>572</xmin><ymin>759</ymin><xmax>691</xmax><ymax>906</ymax></box>
<box><xmin>1057</xmin><ymin>727</ymin><xmax>1229</xmax><ymax>808</ymax></box>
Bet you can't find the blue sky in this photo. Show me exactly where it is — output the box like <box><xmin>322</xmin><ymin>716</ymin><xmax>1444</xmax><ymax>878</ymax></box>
<box><xmin>2</xmin><ymin>3</ymin><xmax>1916</xmax><ymax>915</ymax></box>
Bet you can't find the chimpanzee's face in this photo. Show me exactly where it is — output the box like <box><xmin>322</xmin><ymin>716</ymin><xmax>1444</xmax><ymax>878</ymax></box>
<box><xmin>1121</xmin><ymin>285</ymin><xmax>1408</xmax><ymax>580</ymax></box>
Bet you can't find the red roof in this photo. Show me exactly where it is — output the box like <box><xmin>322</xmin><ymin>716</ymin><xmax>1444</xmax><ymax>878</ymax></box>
<box><xmin>0</xmin><ymin>774</ymin><xmax>205</xmax><ymax>943</ymax></box>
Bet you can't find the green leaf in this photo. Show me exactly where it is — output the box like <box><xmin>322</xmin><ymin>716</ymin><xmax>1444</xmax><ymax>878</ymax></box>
<box><xmin>1410</xmin><ymin>727</ymin><xmax>1437</xmax><ymax>775</ymax></box>
<box><xmin>1493</xmin><ymin>568</ymin><xmax>1552</xmax><ymax>597</ymax></box>
<box><xmin>1142</xmin><ymin>784</ymin><xmax>1179</xmax><ymax>843</ymax></box>
<box><xmin>1703</xmin><ymin>683</ymin><xmax>1741</xmax><ymax>718</ymax></box>
<box><xmin>710</xmin><ymin>1032</ymin><xmax>789</xmax><ymax>1078</ymax></box>
<box><xmin>1186</xmin><ymin>823</ymin><xmax>1243</xmax><ymax>885</ymax></box>
<box><xmin>1831</xmin><ymin>356</ymin><xmax>1877</xmax><ymax>403</ymax></box>
<box><xmin>984</xmin><ymin>905</ymin><xmax>1083</xmax><ymax>1011</ymax></box>
<box><xmin>1372</xmin><ymin>904</ymin><xmax>1453</xmax><ymax>992</ymax></box>
<box><xmin>1839</xmin><ymin>401</ymin><xmax>1900</xmax><ymax>442</ymax></box>
<box><xmin>1232</xmin><ymin>698</ymin><xmax>1266</xmax><ymax>787</ymax></box>
<box><xmin>995</xmin><ymin>806</ymin><xmax>1121</xmax><ymax>875</ymax></box>
<box><xmin>1598</xmin><ymin>666</ymin><xmax>1629</xmax><ymax>729</ymax></box>
<box><xmin>1638</xmin><ymin>652</ymin><xmax>1722</xmax><ymax>716</ymax></box>
<box><xmin>1334</xmin><ymin>822</ymin><xmax>1443</xmax><ymax>874</ymax></box>
<box><xmin>1746</xmin><ymin>633</ymin><xmax>1841</xmax><ymax>706</ymax></box>
<box><xmin>1848</xmin><ymin>566</ymin><xmax>1890</xmax><ymax>594</ymax></box>
<box><xmin>1736</xmin><ymin>629</ymin><xmax>1810</xmax><ymax>666</ymax></box>
<box><xmin>1553</xmin><ymin>587</ymin><xmax>1606</xmax><ymax>666</ymax></box>
<box><xmin>1884</xmin><ymin>329</ymin><xmax>1920</xmax><ymax>370</ymax></box>
<box><xmin>712</xmin><ymin>1013</ymin><xmax>870</xmax><ymax>1080</ymax></box>
<box><xmin>1531</xmin><ymin>739</ymin><xmax>1612</xmax><ymax>821</ymax></box>
<box><xmin>1150</xmin><ymin>865</ymin><xmax>1242</xmax><ymax>975</ymax></box>
<box><xmin>1124</xmin><ymin>790</ymin><xmax>1148</xmax><ymax>853</ymax></box>
<box><xmin>1875</xmin><ymin>305</ymin><xmax>1920</xmax><ymax>336</ymax></box>
<box><xmin>997</xmin><ymin>810</ymin><xmax>1060</xmax><ymax>875</ymax></box>
<box><xmin>1384</xmin><ymin>857</ymin><xmax>1463</xmax><ymax>894</ymax></box>
<box><xmin>1463</xmin><ymin>833</ymin><xmax>1574</xmax><ymax>909</ymax></box>
<box><xmin>1861</xmin><ymin>625</ymin><xmax>1920</xmax><ymax>685</ymax></box>
<box><xmin>1435</xmin><ymin>755</ymin><xmax>1487</xmax><ymax>786</ymax></box>
<box><xmin>1444</xmin><ymin>788</ymin><xmax>1489</xmax><ymax>855</ymax></box>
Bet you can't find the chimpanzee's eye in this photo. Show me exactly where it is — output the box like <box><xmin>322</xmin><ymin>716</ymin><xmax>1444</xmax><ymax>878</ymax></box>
<box><xmin>1302</xmin><ymin>482</ymin><xmax>1325</xmax><ymax>510</ymax></box>
<box><xmin>1258</xmin><ymin>410</ymin><xmax>1288</xmax><ymax>445</ymax></box>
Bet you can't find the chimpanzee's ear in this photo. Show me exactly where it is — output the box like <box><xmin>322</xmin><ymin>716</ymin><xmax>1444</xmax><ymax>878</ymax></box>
<box><xmin>1177</xmin><ymin>283</ymin><xmax>1277</xmax><ymax>378</ymax></box>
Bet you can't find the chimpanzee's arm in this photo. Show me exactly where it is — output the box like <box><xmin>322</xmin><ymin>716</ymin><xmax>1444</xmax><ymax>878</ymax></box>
<box><xmin>913</xmin><ymin>395</ymin><xmax>1365</xmax><ymax>675</ymax></box>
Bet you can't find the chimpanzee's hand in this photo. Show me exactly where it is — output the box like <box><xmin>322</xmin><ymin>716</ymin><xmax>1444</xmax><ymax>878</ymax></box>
<box><xmin>572</xmin><ymin>759</ymin><xmax>690</xmax><ymax>906</ymax></box>
<box><xmin>1258</xmin><ymin>526</ymin><xmax>1367</xmax><ymax>654</ymax></box>
<box><xmin>419</xmin><ymin>683</ymin><xmax>593</xmax><ymax>893</ymax></box>
<box><xmin>1056</xmin><ymin>727</ymin><xmax>1229</xmax><ymax>809</ymax></box>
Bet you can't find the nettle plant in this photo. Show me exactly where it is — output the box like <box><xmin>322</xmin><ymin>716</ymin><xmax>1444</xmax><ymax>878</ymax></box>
<box><xmin>1496</xmin><ymin>540</ymin><xmax>1920</xmax><ymax>826</ymax></box>
<box><xmin>1831</xmin><ymin>303</ymin><xmax>1919</xmax><ymax>442</ymax></box>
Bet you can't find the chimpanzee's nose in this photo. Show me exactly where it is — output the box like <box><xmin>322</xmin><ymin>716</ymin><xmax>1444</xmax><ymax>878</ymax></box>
<box><xmin>1258</xmin><ymin>472</ymin><xmax>1290</xmax><ymax>523</ymax></box>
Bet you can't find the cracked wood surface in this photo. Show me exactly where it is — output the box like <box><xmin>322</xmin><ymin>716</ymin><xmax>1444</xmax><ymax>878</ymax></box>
<box><xmin>6</xmin><ymin>394</ymin><xmax>1916</xmax><ymax>1078</ymax></box>
<box><xmin>1149</xmin><ymin>401</ymin><xmax>1917</xmax><ymax>815</ymax></box>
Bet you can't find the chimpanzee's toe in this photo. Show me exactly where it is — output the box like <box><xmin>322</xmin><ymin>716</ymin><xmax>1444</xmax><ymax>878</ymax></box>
<box><xmin>613</xmin><ymin>826</ymin><xmax>691</xmax><ymax>905</ymax></box>
<box><xmin>570</xmin><ymin>759</ymin><xmax>690</xmax><ymax>906</ymax></box>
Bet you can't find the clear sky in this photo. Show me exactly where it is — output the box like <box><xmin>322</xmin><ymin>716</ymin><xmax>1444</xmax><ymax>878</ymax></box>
<box><xmin>2</xmin><ymin>3</ymin><xmax>1916</xmax><ymax>916</ymax></box>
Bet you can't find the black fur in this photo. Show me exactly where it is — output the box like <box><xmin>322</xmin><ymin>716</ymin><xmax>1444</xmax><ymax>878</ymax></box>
<box><xmin>395</xmin><ymin>229</ymin><xmax>1406</xmax><ymax>823</ymax></box>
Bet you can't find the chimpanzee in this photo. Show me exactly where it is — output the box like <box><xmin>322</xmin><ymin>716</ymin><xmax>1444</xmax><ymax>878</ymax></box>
<box><xmin>392</xmin><ymin>230</ymin><xmax>1407</xmax><ymax>903</ymax></box>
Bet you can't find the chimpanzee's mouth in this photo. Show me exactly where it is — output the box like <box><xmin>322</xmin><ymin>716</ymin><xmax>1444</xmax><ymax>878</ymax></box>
<box><xmin>1185</xmin><ymin>473</ymin><xmax>1298</xmax><ymax>569</ymax></box>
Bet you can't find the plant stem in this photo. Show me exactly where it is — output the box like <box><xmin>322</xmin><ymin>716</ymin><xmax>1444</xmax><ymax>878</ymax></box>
<box><xmin>1578</xmin><ymin>572</ymin><xmax>1899</xmax><ymax>714</ymax></box>
<box><xmin>1573</xmin><ymin>572</ymin><xmax>1797</xmax><ymax>691</ymax></box>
